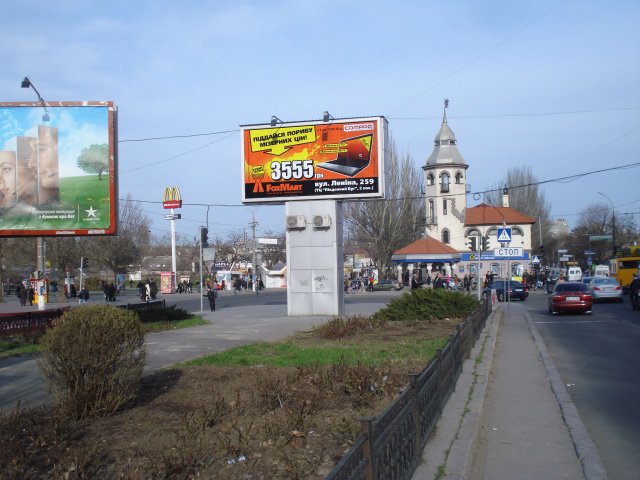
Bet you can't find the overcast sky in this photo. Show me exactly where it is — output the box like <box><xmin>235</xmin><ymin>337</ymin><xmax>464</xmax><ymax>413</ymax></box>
<box><xmin>2</xmin><ymin>0</ymin><xmax>639</xmax><ymax>242</ymax></box>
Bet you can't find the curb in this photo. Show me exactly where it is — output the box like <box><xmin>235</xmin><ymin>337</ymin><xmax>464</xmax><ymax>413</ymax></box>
<box><xmin>413</xmin><ymin>305</ymin><xmax>502</xmax><ymax>479</ymax></box>
<box><xmin>524</xmin><ymin>311</ymin><xmax>608</xmax><ymax>480</ymax></box>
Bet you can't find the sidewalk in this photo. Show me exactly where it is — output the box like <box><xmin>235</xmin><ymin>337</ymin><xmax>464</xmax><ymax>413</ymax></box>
<box><xmin>413</xmin><ymin>302</ymin><xmax>607</xmax><ymax>480</ymax></box>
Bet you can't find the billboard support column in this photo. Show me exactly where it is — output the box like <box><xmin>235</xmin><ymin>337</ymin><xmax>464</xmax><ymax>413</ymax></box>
<box><xmin>286</xmin><ymin>199</ymin><xmax>344</xmax><ymax>316</ymax></box>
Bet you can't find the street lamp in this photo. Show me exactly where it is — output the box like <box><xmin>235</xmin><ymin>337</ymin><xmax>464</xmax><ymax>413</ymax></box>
<box><xmin>597</xmin><ymin>192</ymin><xmax>616</xmax><ymax>257</ymax></box>
<box><xmin>20</xmin><ymin>76</ymin><xmax>50</xmax><ymax>122</ymax></box>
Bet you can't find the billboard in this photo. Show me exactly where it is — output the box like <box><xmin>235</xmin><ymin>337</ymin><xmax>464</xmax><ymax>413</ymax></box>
<box><xmin>241</xmin><ymin>116</ymin><xmax>387</xmax><ymax>203</ymax></box>
<box><xmin>0</xmin><ymin>101</ymin><xmax>117</xmax><ymax>236</ymax></box>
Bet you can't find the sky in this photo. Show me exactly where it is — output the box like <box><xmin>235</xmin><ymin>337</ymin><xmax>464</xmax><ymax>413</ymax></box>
<box><xmin>2</xmin><ymin>0</ymin><xmax>639</xmax><ymax>243</ymax></box>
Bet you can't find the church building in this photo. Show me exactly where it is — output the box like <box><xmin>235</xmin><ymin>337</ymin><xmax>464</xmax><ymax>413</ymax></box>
<box><xmin>392</xmin><ymin>104</ymin><xmax>536</xmax><ymax>283</ymax></box>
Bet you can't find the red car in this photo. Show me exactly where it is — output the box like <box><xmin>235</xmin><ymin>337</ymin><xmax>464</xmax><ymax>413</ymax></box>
<box><xmin>548</xmin><ymin>282</ymin><xmax>593</xmax><ymax>315</ymax></box>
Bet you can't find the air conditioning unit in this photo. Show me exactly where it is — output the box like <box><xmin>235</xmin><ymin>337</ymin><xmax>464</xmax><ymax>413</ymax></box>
<box><xmin>313</xmin><ymin>214</ymin><xmax>331</xmax><ymax>229</ymax></box>
<box><xmin>286</xmin><ymin>215</ymin><xmax>306</xmax><ymax>230</ymax></box>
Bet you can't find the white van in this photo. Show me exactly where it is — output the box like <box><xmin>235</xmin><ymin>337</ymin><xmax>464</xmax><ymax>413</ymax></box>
<box><xmin>593</xmin><ymin>265</ymin><xmax>610</xmax><ymax>277</ymax></box>
<box><xmin>567</xmin><ymin>266</ymin><xmax>582</xmax><ymax>281</ymax></box>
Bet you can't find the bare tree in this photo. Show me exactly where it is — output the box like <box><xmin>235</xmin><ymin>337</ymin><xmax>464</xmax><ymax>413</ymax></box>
<box><xmin>88</xmin><ymin>195</ymin><xmax>151</xmax><ymax>280</ymax></box>
<box><xmin>485</xmin><ymin>166</ymin><xmax>551</xmax><ymax>250</ymax></box>
<box><xmin>345</xmin><ymin>138</ymin><xmax>424</xmax><ymax>274</ymax></box>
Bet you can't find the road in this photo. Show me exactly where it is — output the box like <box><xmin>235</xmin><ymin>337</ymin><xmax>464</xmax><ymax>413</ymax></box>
<box><xmin>523</xmin><ymin>289</ymin><xmax>640</xmax><ymax>480</ymax></box>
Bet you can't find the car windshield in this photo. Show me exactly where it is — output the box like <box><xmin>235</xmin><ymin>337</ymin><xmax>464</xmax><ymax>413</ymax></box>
<box><xmin>592</xmin><ymin>278</ymin><xmax>618</xmax><ymax>285</ymax></box>
<box><xmin>555</xmin><ymin>283</ymin><xmax>588</xmax><ymax>292</ymax></box>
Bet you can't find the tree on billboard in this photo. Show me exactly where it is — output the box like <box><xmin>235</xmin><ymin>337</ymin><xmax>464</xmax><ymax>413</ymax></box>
<box><xmin>77</xmin><ymin>143</ymin><xmax>109</xmax><ymax>180</ymax></box>
<box><xmin>345</xmin><ymin>138</ymin><xmax>424</xmax><ymax>274</ymax></box>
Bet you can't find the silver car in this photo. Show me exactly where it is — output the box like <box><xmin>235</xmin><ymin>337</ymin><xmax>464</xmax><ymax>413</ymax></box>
<box><xmin>588</xmin><ymin>277</ymin><xmax>623</xmax><ymax>303</ymax></box>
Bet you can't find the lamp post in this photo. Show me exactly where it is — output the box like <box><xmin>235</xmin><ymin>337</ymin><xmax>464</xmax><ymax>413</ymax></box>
<box><xmin>598</xmin><ymin>192</ymin><xmax>616</xmax><ymax>257</ymax></box>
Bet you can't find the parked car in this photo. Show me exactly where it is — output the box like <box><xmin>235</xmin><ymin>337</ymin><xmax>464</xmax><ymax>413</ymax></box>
<box><xmin>483</xmin><ymin>279</ymin><xmax>528</xmax><ymax>301</ymax></box>
<box><xmin>548</xmin><ymin>282</ymin><xmax>593</xmax><ymax>315</ymax></box>
<box><xmin>588</xmin><ymin>277</ymin><xmax>623</xmax><ymax>303</ymax></box>
<box><xmin>581</xmin><ymin>276</ymin><xmax>593</xmax><ymax>285</ymax></box>
<box><xmin>371</xmin><ymin>279</ymin><xmax>404</xmax><ymax>291</ymax></box>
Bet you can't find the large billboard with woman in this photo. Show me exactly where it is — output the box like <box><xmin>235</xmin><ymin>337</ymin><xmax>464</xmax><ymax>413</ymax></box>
<box><xmin>0</xmin><ymin>101</ymin><xmax>117</xmax><ymax>236</ymax></box>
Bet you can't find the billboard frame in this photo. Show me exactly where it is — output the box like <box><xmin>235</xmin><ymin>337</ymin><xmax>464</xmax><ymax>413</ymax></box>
<box><xmin>240</xmin><ymin>116</ymin><xmax>387</xmax><ymax>204</ymax></box>
<box><xmin>0</xmin><ymin>101</ymin><xmax>118</xmax><ymax>237</ymax></box>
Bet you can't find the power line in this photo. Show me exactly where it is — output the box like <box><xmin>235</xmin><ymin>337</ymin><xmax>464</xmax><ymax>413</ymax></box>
<box><xmin>119</xmin><ymin>129</ymin><xmax>238</xmax><ymax>143</ymax></box>
<box><xmin>390</xmin><ymin>106</ymin><xmax>640</xmax><ymax>121</ymax></box>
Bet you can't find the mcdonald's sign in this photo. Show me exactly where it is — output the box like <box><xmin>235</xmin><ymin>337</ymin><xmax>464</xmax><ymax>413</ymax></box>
<box><xmin>163</xmin><ymin>186</ymin><xmax>182</xmax><ymax>209</ymax></box>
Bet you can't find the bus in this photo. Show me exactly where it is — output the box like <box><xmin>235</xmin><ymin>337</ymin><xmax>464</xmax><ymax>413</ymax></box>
<box><xmin>610</xmin><ymin>256</ymin><xmax>640</xmax><ymax>291</ymax></box>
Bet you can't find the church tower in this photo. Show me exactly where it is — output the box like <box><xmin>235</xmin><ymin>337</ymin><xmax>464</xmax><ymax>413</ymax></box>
<box><xmin>422</xmin><ymin>101</ymin><xmax>469</xmax><ymax>251</ymax></box>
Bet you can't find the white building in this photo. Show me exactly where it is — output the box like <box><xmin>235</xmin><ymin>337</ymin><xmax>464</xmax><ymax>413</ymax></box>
<box><xmin>392</xmin><ymin>105</ymin><xmax>536</xmax><ymax>282</ymax></box>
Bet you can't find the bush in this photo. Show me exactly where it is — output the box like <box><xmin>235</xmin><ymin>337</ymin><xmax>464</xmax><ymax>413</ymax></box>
<box><xmin>37</xmin><ymin>305</ymin><xmax>147</xmax><ymax>420</ymax></box>
<box><xmin>136</xmin><ymin>305</ymin><xmax>192</xmax><ymax>323</ymax></box>
<box><xmin>374</xmin><ymin>288</ymin><xmax>480</xmax><ymax>323</ymax></box>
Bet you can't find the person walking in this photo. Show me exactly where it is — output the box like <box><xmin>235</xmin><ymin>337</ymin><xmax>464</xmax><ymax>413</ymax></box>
<box><xmin>19</xmin><ymin>284</ymin><xmax>28</xmax><ymax>306</ymax></box>
<box><xmin>206</xmin><ymin>287</ymin><xmax>217</xmax><ymax>311</ymax></box>
<box><xmin>411</xmin><ymin>274</ymin><xmax>420</xmax><ymax>290</ymax></box>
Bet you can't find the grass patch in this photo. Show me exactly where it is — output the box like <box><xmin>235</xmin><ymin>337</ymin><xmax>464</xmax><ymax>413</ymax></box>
<box><xmin>184</xmin><ymin>331</ymin><xmax>448</xmax><ymax>368</ymax></box>
<box><xmin>0</xmin><ymin>339</ymin><xmax>40</xmax><ymax>359</ymax></box>
<box><xmin>141</xmin><ymin>314</ymin><xmax>208</xmax><ymax>333</ymax></box>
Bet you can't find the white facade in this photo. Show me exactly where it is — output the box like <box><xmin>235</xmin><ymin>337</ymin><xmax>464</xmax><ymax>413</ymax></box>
<box><xmin>419</xmin><ymin>106</ymin><xmax>536</xmax><ymax>278</ymax></box>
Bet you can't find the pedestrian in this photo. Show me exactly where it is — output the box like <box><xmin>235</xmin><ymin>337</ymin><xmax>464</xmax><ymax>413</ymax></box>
<box><xmin>145</xmin><ymin>281</ymin><xmax>151</xmax><ymax>302</ymax></box>
<box><xmin>69</xmin><ymin>284</ymin><xmax>77</xmax><ymax>299</ymax></box>
<box><xmin>19</xmin><ymin>284</ymin><xmax>28</xmax><ymax>306</ymax></box>
<box><xmin>206</xmin><ymin>287</ymin><xmax>217</xmax><ymax>311</ymax></box>
<box><xmin>79</xmin><ymin>287</ymin><xmax>90</xmax><ymax>304</ymax></box>
<box><xmin>411</xmin><ymin>274</ymin><xmax>420</xmax><ymax>290</ymax></box>
<box><xmin>258</xmin><ymin>277</ymin><xmax>264</xmax><ymax>294</ymax></box>
<box><xmin>27</xmin><ymin>285</ymin><xmax>35</xmax><ymax>305</ymax></box>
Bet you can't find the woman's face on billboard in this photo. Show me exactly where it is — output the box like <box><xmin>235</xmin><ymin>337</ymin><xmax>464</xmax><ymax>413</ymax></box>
<box><xmin>0</xmin><ymin>152</ymin><xmax>17</xmax><ymax>207</ymax></box>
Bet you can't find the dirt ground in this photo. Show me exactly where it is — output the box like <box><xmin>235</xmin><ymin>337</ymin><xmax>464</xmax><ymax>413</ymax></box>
<box><xmin>3</xmin><ymin>319</ymin><xmax>456</xmax><ymax>479</ymax></box>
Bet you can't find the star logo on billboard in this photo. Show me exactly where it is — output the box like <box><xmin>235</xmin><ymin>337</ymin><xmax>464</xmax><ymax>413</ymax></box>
<box><xmin>85</xmin><ymin>206</ymin><xmax>98</xmax><ymax>218</ymax></box>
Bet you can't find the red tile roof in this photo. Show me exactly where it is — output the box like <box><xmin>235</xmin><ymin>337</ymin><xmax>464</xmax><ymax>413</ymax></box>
<box><xmin>393</xmin><ymin>236</ymin><xmax>460</xmax><ymax>256</ymax></box>
<box><xmin>464</xmin><ymin>203</ymin><xmax>536</xmax><ymax>226</ymax></box>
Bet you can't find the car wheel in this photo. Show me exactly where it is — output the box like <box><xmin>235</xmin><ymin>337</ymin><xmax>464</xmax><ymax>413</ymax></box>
<box><xmin>585</xmin><ymin>310</ymin><xmax>593</xmax><ymax>315</ymax></box>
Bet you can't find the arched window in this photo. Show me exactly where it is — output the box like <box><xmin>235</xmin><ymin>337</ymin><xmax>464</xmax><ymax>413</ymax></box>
<box><xmin>455</xmin><ymin>171</ymin><xmax>463</xmax><ymax>184</ymax></box>
<box><xmin>466</xmin><ymin>228</ymin><xmax>481</xmax><ymax>237</ymax></box>
<box><xmin>512</xmin><ymin>227</ymin><xmax>524</xmax><ymax>236</ymax></box>
<box><xmin>427</xmin><ymin>173</ymin><xmax>435</xmax><ymax>186</ymax></box>
<box><xmin>442</xmin><ymin>229</ymin><xmax>450</xmax><ymax>244</ymax></box>
<box><xmin>440</xmin><ymin>172</ymin><xmax>450</xmax><ymax>193</ymax></box>
<box><xmin>428</xmin><ymin>199</ymin><xmax>435</xmax><ymax>224</ymax></box>
<box><xmin>443</xmin><ymin>199</ymin><xmax>448</xmax><ymax>215</ymax></box>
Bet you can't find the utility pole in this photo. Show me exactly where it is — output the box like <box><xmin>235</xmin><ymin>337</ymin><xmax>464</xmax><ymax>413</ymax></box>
<box><xmin>249</xmin><ymin>214</ymin><xmax>258</xmax><ymax>291</ymax></box>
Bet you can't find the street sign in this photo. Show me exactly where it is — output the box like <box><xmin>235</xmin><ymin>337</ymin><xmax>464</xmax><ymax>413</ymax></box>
<box><xmin>494</xmin><ymin>247</ymin><xmax>523</xmax><ymax>258</ymax></box>
<box><xmin>559</xmin><ymin>255</ymin><xmax>571</xmax><ymax>262</ymax></box>
<box><xmin>164</xmin><ymin>214</ymin><xmax>182</xmax><ymax>220</ymax></box>
<box><xmin>531</xmin><ymin>255</ymin><xmax>540</xmax><ymax>264</ymax></box>
<box><xmin>497</xmin><ymin>228</ymin><xmax>512</xmax><ymax>243</ymax></box>
<box><xmin>584</xmin><ymin>250</ymin><xmax>595</xmax><ymax>255</ymax></box>
<box><xmin>589</xmin><ymin>235</ymin><xmax>612</xmax><ymax>241</ymax></box>
<box><xmin>557</xmin><ymin>249</ymin><xmax>568</xmax><ymax>254</ymax></box>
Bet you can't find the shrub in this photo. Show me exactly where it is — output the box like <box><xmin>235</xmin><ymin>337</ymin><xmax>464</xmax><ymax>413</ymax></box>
<box><xmin>136</xmin><ymin>304</ymin><xmax>192</xmax><ymax>323</ymax></box>
<box><xmin>373</xmin><ymin>288</ymin><xmax>480</xmax><ymax>323</ymax></box>
<box><xmin>313</xmin><ymin>314</ymin><xmax>386</xmax><ymax>339</ymax></box>
<box><xmin>37</xmin><ymin>305</ymin><xmax>147</xmax><ymax>420</ymax></box>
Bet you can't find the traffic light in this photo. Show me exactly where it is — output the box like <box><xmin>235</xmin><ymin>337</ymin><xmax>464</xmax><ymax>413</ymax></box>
<box><xmin>467</xmin><ymin>236</ymin><xmax>477</xmax><ymax>252</ymax></box>
<box><xmin>201</xmin><ymin>227</ymin><xmax>209</xmax><ymax>248</ymax></box>
<box><xmin>481</xmin><ymin>236</ymin><xmax>490</xmax><ymax>252</ymax></box>
<box><xmin>83</xmin><ymin>257</ymin><xmax>89</xmax><ymax>268</ymax></box>
<box><xmin>539</xmin><ymin>244</ymin><xmax>544</xmax><ymax>255</ymax></box>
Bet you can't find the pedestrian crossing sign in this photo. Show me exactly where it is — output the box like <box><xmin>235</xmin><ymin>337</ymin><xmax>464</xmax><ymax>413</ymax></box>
<box><xmin>497</xmin><ymin>227</ymin><xmax>512</xmax><ymax>243</ymax></box>
<box><xmin>532</xmin><ymin>255</ymin><xmax>540</xmax><ymax>264</ymax></box>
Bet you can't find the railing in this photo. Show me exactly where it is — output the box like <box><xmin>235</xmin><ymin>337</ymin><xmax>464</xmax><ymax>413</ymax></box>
<box><xmin>0</xmin><ymin>308</ymin><xmax>71</xmax><ymax>339</ymax></box>
<box><xmin>0</xmin><ymin>300</ymin><xmax>167</xmax><ymax>338</ymax></box>
<box><xmin>325</xmin><ymin>299</ymin><xmax>491</xmax><ymax>480</ymax></box>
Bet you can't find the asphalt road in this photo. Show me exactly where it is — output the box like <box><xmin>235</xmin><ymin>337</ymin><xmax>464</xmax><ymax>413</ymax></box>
<box><xmin>523</xmin><ymin>289</ymin><xmax>640</xmax><ymax>480</ymax></box>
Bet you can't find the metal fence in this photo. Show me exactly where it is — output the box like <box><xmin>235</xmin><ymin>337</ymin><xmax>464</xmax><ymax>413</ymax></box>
<box><xmin>326</xmin><ymin>299</ymin><xmax>491</xmax><ymax>480</ymax></box>
<box><xmin>0</xmin><ymin>308</ymin><xmax>71</xmax><ymax>338</ymax></box>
